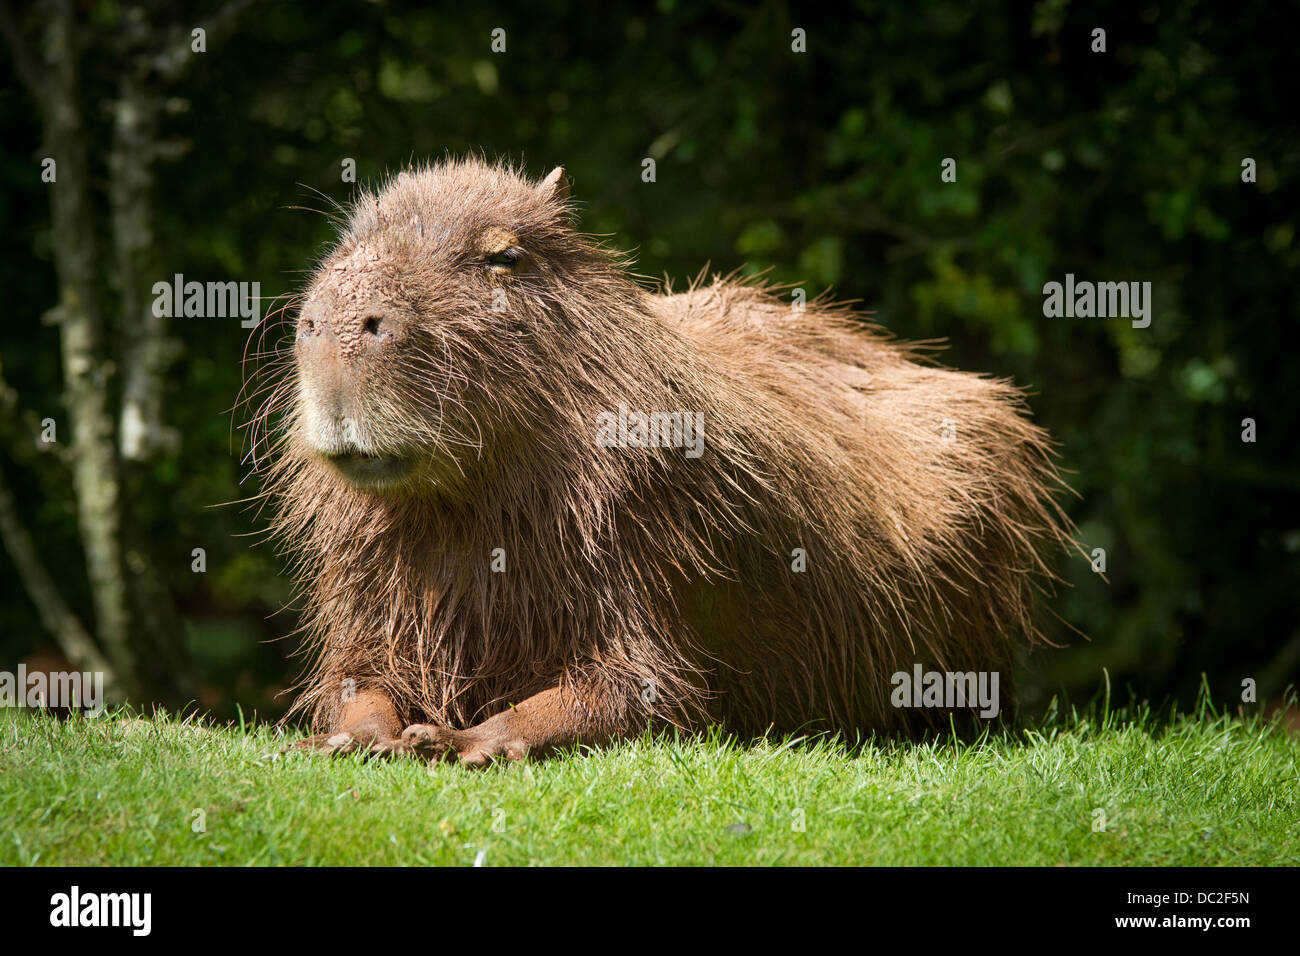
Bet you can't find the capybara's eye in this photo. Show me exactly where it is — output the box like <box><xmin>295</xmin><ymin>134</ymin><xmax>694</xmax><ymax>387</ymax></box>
<box><xmin>484</xmin><ymin>247</ymin><xmax>523</xmax><ymax>274</ymax></box>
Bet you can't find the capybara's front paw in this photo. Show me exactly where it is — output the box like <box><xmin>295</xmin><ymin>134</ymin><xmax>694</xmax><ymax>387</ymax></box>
<box><xmin>400</xmin><ymin>723</ymin><xmax>528</xmax><ymax>767</ymax></box>
<box><xmin>285</xmin><ymin>731</ymin><xmax>407</xmax><ymax>758</ymax></box>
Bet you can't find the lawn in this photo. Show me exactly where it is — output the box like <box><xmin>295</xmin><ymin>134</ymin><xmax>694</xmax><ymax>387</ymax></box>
<box><xmin>2</xmin><ymin>698</ymin><xmax>1296</xmax><ymax>866</ymax></box>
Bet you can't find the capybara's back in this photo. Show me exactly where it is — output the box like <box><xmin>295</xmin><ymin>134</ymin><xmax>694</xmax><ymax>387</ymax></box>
<box><xmin>254</xmin><ymin>158</ymin><xmax>1074</xmax><ymax>763</ymax></box>
<box><xmin>653</xmin><ymin>280</ymin><xmax>1070</xmax><ymax>735</ymax></box>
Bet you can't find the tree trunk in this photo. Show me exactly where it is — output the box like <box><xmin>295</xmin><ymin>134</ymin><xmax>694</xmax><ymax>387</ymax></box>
<box><xmin>112</xmin><ymin>8</ymin><xmax>180</xmax><ymax>463</ymax></box>
<box><xmin>7</xmin><ymin>0</ymin><xmax>142</xmax><ymax>697</ymax></box>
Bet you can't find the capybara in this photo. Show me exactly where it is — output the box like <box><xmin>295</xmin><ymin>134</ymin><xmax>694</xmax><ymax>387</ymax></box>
<box><xmin>245</xmin><ymin>158</ymin><xmax>1074</xmax><ymax>764</ymax></box>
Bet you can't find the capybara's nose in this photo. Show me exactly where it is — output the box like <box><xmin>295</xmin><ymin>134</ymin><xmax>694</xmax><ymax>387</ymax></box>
<box><xmin>297</xmin><ymin>302</ymin><xmax>395</xmax><ymax>357</ymax></box>
<box><xmin>296</xmin><ymin>300</ymin><xmax>334</xmax><ymax>345</ymax></box>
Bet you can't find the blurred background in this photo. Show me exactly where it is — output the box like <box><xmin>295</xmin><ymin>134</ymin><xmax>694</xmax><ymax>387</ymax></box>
<box><xmin>0</xmin><ymin>0</ymin><xmax>1296</xmax><ymax>724</ymax></box>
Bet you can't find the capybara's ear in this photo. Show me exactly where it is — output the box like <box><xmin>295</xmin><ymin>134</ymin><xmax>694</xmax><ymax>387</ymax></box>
<box><xmin>538</xmin><ymin>166</ymin><xmax>570</xmax><ymax>202</ymax></box>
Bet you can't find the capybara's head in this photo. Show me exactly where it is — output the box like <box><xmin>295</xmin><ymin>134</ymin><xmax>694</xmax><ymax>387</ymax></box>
<box><xmin>290</xmin><ymin>160</ymin><xmax>629</xmax><ymax>494</ymax></box>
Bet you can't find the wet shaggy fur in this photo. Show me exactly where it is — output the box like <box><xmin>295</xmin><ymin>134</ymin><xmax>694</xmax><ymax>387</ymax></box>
<box><xmin>243</xmin><ymin>157</ymin><xmax>1077</xmax><ymax>742</ymax></box>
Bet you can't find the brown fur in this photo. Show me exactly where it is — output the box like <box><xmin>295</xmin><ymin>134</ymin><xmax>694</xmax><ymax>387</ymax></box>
<box><xmin>242</xmin><ymin>157</ymin><xmax>1076</xmax><ymax>759</ymax></box>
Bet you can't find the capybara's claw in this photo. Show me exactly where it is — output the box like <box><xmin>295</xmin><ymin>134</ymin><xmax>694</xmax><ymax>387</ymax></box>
<box><xmin>286</xmin><ymin>731</ymin><xmax>408</xmax><ymax>758</ymax></box>
<box><xmin>284</xmin><ymin>732</ymin><xmax>343</xmax><ymax>755</ymax></box>
<box><xmin>400</xmin><ymin>723</ymin><xmax>528</xmax><ymax>767</ymax></box>
<box><xmin>399</xmin><ymin>723</ymin><xmax>456</xmax><ymax>760</ymax></box>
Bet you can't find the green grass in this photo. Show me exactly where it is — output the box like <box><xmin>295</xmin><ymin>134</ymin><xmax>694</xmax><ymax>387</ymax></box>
<box><xmin>2</xmin><ymin>697</ymin><xmax>1297</xmax><ymax>866</ymax></box>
